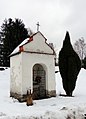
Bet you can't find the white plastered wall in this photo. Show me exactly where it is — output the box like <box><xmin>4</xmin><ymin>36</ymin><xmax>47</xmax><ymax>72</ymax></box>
<box><xmin>21</xmin><ymin>52</ymin><xmax>56</xmax><ymax>95</ymax></box>
<box><xmin>24</xmin><ymin>32</ymin><xmax>53</xmax><ymax>54</ymax></box>
<box><xmin>10</xmin><ymin>54</ymin><xmax>22</xmax><ymax>94</ymax></box>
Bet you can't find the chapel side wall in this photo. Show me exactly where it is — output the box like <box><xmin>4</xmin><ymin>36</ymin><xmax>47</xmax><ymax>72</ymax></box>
<box><xmin>21</xmin><ymin>52</ymin><xmax>56</xmax><ymax>97</ymax></box>
<box><xmin>10</xmin><ymin>54</ymin><xmax>22</xmax><ymax>97</ymax></box>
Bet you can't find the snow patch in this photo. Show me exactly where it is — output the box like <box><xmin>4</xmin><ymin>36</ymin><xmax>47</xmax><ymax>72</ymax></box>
<box><xmin>0</xmin><ymin>68</ymin><xmax>86</xmax><ymax>118</ymax></box>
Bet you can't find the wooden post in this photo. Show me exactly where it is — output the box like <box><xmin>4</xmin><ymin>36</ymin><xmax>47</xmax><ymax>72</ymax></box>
<box><xmin>26</xmin><ymin>90</ymin><xmax>33</xmax><ymax>106</ymax></box>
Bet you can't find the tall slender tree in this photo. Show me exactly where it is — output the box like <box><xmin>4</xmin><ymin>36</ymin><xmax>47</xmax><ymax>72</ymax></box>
<box><xmin>59</xmin><ymin>31</ymin><xmax>81</xmax><ymax>96</ymax></box>
<box><xmin>0</xmin><ymin>18</ymin><xmax>30</xmax><ymax>66</ymax></box>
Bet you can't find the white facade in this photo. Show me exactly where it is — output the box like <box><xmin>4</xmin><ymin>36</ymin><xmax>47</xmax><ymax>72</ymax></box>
<box><xmin>10</xmin><ymin>32</ymin><xmax>56</xmax><ymax>101</ymax></box>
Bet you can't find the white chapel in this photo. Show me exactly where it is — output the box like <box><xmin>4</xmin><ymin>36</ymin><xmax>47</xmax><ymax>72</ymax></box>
<box><xmin>10</xmin><ymin>31</ymin><xmax>56</xmax><ymax>101</ymax></box>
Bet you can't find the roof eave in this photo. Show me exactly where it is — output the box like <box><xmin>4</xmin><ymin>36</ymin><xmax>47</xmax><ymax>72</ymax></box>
<box><xmin>9</xmin><ymin>52</ymin><xmax>21</xmax><ymax>57</ymax></box>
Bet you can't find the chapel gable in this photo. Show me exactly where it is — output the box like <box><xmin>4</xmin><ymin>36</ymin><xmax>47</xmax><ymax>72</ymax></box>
<box><xmin>23</xmin><ymin>31</ymin><xmax>55</xmax><ymax>55</ymax></box>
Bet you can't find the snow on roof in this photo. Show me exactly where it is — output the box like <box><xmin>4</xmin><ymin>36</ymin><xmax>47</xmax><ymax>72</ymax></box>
<box><xmin>10</xmin><ymin>37</ymin><xmax>29</xmax><ymax>56</ymax></box>
<box><xmin>10</xmin><ymin>31</ymin><xmax>47</xmax><ymax>57</ymax></box>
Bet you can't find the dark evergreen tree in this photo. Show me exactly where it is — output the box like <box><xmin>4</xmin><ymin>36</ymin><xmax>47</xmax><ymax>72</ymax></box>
<box><xmin>82</xmin><ymin>57</ymin><xmax>86</xmax><ymax>69</ymax></box>
<box><xmin>0</xmin><ymin>18</ymin><xmax>29</xmax><ymax>67</ymax></box>
<box><xmin>59</xmin><ymin>31</ymin><xmax>81</xmax><ymax>96</ymax></box>
<box><xmin>0</xmin><ymin>43</ymin><xmax>4</xmax><ymax>66</ymax></box>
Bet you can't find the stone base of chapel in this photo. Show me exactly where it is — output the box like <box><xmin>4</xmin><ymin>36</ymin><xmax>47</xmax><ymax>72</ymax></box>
<box><xmin>10</xmin><ymin>90</ymin><xmax>56</xmax><ymax>102</ymax></box>
<box><xmin>46</xmin><ymin>90</ymin><xmax>56</xmax><ymax>97</ymax></box>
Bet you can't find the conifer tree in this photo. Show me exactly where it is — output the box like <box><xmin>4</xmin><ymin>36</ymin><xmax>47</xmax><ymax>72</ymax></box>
<box><xmin>59</xmin><ymin>31</ymin><xmax>81</xmax><ymax>96</ymax></box>
<box><xmin>0</xmin><ymin>18</ymin><xmax>29</xmax><ymax>66</ymax></box>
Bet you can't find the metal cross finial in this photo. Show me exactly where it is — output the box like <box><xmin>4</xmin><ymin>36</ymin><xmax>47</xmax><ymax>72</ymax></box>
<box><xmin>36</xmin><ymin>22</ymin><xmax>40</xmax><ymax>32</ymax></box>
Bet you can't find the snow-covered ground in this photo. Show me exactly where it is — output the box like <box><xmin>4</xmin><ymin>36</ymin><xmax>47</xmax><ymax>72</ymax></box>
<box><xmin>0</xmin><ymin>68</ymin><xmax>86</xmax><ymax>119</ymax></box>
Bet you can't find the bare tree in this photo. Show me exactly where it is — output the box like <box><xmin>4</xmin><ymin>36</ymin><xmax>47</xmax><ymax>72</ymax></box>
<box><xmin>73</xmin><ymin>37</ymin><xmax>86</xmax><ymax>60</ymax></box>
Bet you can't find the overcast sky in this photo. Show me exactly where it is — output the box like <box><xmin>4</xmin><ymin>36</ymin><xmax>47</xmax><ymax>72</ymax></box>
<box><xmin>0</xmin><ymin>0</ymin><xmax>86</xmax><ymax>51</ymax></box>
